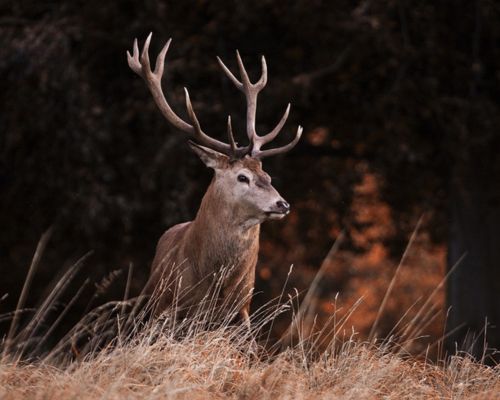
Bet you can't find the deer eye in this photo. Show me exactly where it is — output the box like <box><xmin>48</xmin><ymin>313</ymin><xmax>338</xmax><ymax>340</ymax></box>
<box><xmin>237</xmin><ymin>174</ymin><xmax>250</xmax><ymax>184</ymax></box>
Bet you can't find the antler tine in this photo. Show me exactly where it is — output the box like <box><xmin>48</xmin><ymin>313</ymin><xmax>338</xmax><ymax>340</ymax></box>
<box><xmin>139</xmin><ymin>32</ymin><xmax>152</xmax><ymax>71</ymax></box>
<box><xmin>235</xmin><ymin>51</ymin><xmax>251</xmax><ymax>87</ymax></box>
<box><xmin>255</xmin><ymin>103</ymin><xmax>290</xmax><ymax>146</ymax></box>
<box><xmin>126</xmin><ymin>39</ymin><xmax>141</xmax><ymax>75</ymax></box>
<box><xmin>254</xmin><ymin>126</ymin><xmax>303</xmax><ymax>159</ymax></box>
<box><xmin>154</xmin><ymin>38</ymin><xmax>171</xmax><ymax>76</ymax></box>
<box><xmin>216</xmin><ymin>53</ymin><xmax>267</xmax><ymax>91</ymax></box>
<box><xmin>183</xmin><ymin>87</ymin><xmax>247</xmax><ymax>155</ymax></box>
<box><xmin>184</xmin><ymin>88</ymin><xmax>204</xmax><ymax>139</ymax></box>
<box><xmin>257</xmin><ymin>55</ymin><xmax>268</xmax><ymax>88</ymax></box>
<box><xmin>216</xmin><ymin>56</ymin><xmax>243</xmax><ymax>89</ymax></box>
<box><xmin>227</xmin><ymin>116</ymin><xmax>237</xmax><ymax>158</ymax></box>
<box><xmin>128</xmin><ymin>34</ymin><xmax>249</xmax><ymax>157</ymax></box>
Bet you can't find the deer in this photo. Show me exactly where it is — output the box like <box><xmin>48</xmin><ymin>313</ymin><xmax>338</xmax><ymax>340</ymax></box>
<box><xmin>127</xmin><ymin>34</ymin><xmax>302</xmax><ymax>331</ymax></box>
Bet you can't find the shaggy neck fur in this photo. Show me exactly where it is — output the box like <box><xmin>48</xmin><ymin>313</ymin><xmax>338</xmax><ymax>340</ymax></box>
<box><xmin>186</xmin><ymin>178</ymin><xmax>260</xmax><ymax>272</ymax></box>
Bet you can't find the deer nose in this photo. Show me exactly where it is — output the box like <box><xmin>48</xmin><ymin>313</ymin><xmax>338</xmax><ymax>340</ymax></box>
<box><xmin>276</xmin><ymin>200</ymin><xmax>290</xmax><ymax>213</ymax></box>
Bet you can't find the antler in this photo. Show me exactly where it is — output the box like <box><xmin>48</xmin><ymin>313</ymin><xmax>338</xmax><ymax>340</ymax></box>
<box><xmin>217</xmin><ymin>52</ymin><xmax>302</xmax><ymax>159</ymax></box>
<box><xmin>127</xmin><ymin>33</ymin><xmax>248</xmax><ymax>158</ymax></box>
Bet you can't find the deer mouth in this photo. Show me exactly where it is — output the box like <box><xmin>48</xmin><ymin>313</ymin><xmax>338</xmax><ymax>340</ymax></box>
<box><xmin>265</xmin><ymin>210</ymin><xmax>289</xmax><ymax>219</ymax></box>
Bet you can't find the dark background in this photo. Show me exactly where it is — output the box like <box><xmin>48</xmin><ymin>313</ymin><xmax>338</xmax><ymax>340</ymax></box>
<box><xmin>1</xmin><ymin>1</ymin><xmax>499</xmax><ymax>361</ymax></box>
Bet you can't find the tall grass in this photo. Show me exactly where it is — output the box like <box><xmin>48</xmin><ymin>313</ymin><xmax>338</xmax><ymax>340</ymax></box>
<box><xmin>1</xmin><ymin>233</ymin><xmax>499</xmax><ymax>399</ymax></box>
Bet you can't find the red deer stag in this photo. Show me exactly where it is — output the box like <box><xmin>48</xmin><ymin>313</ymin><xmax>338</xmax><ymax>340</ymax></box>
<box><xmin>127</xmin><ymin>34</ymin><xmax>302</xmax><ymax>329</ymax></box>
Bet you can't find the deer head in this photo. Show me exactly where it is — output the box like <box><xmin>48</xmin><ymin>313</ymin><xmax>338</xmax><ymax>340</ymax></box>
<box><xmin>127</xmin><ymin>33</ymin><xmax>302</xmax><ymax>224</ymax></box>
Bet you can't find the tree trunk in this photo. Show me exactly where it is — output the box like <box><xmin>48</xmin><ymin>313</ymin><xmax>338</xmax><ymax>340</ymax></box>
<box><xmin>446</xmin><ymin>158</ymin><xmax>500</xmax><ymax>363</ymax></box>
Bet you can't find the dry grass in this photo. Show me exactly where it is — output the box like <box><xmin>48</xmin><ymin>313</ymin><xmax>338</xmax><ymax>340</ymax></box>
<box><xmin>1</xmin><ymin>286</ymin><xmax>499</xmax><ymax>400</ymax></box>
<box><xmin>1</xmin><ymin>325</ymin><xmax>499</xmax><ymax>399</ymax></box>
<box><xmin>1</xmin><ymin>232</ymin><xmax>499</xmax><ymax>399</ymax></box>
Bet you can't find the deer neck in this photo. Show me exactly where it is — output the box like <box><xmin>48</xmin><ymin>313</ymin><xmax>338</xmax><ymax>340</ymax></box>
<box><xmin>187</xmin><ymin>179</ymin><xmax>260</xmax><ymax>260</ymax></box>
<box><xmin>192</xmin><ymin>179</ymin><xmax>260</xmax><ymax>236</ymax></box>
<box><xmin>180</xmin><ymin>179</ymin><xmax>260</xmax><ymax>275</ymax></box>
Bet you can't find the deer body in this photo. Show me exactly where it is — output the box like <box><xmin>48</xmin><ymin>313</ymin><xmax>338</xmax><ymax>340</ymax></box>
<box><xmin>146</xmin><ymin>179</ymin><xmax>260</xmax><ymax>321</ymax></box>
<box><xmin>128</xmin><ymin>33</ymin><xmax>302</xmax><ymax>327</ymax></box>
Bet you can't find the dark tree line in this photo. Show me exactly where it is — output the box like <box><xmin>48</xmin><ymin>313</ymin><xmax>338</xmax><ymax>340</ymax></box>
<box><xmin>1</xmin><ymin>1</ymin><xmax>499</xmax><ymax>360</ymax></box>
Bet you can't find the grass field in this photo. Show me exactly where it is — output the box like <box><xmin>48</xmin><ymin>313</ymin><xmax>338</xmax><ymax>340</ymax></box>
<box><xmin>1</xmin><ymin>233</ymin><xmax>499</xmax><ymax>399</ymax></box>
<box><xmin>1</xmin><ymin>321</ymin><xmax>499</xmax><ymax>399</ymax></box>
<box><xmin>1</xmin><ymin>287</ymin><xmax>499</xmax><ymax>399</ymax></box>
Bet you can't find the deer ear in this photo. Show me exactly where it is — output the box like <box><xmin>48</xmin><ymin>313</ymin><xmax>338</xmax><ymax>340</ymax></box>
<box><xmin>188</xmin><ymin>141</ymin><xmax>229</xmax><ymax>169</ymax></box>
